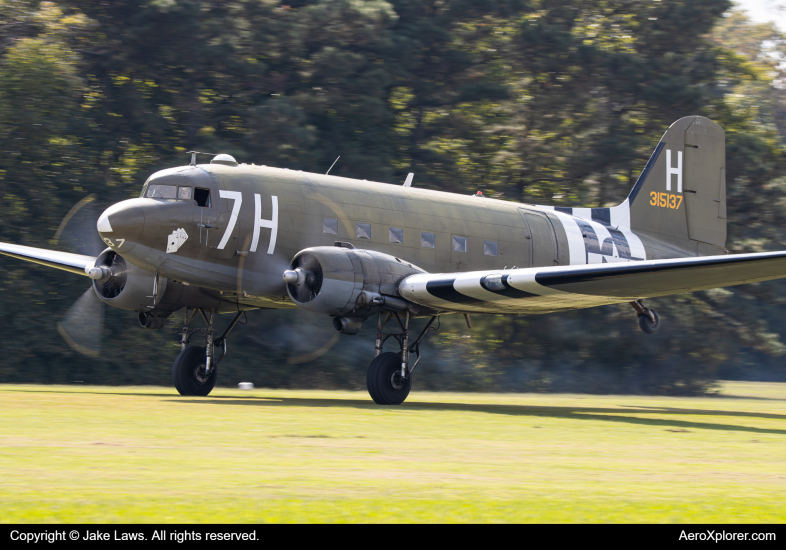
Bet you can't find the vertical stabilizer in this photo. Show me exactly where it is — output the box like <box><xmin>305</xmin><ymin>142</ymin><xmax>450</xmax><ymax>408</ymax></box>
<box><xmin>627</xmin><ymin>116</ymin><xmax>727</xmax><ymax>257</ymax></box>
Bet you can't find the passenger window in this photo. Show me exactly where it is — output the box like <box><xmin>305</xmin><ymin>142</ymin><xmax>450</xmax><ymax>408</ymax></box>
<box><xmin>421</xmin><ymin>232</ymin><xmax>435</xmax><ymax>248</ymax></box>
<box><xmin>452</xmin><ymin>236</ymin><xmax>466</xmax><ymax>252</ymax></box>
<box><xmin>484</xmin><ymin>241</ymin><xmax>498</xmax><ymax>256</ymax></box>
<box><xmin>178</xmin><ymin>187</ymin><xmax>193</xmax><ymax>200</ymax></box>
<box><xmin>323</xmin><ymin>218</ymin><xmax>338</xmax><ymax>235</ymax></box>
<box><xmin>389</xmin><ymin>227</ymin><xmax>403</xmax><ymax>244</ymax></box>
<box><xmin>146</xmin><ymin>184</ymin><xmax>177</xmax><ymax>199</ymax></box>
<box><xmin>194</xmin><ymin>187</ymin><xmax>211</xmax><ymax>207</ymax></box>
<box><xmin>356</xmin><ymin>223</ymin><xmax>371</xmax><ymax>240</ymax></box>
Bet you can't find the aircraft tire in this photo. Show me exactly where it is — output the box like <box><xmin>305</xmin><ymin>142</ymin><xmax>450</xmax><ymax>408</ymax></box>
<box><xmin>638</xmin><ymin>310</ymin><xmax>660</xmax><ymax>334</ymax></box>
<box><xmin>172</xmin><ymin>345</ymin><xmax>217</xmax><ymax>396</ymax></box>
<box><xmin>366</xmin><ymin>351</ymin><xmax>411</xmax><ymax>405</ymax></box>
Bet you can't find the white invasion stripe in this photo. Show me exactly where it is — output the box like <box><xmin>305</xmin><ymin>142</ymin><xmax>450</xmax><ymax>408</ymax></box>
<box><xmin>453</xmin><ymin>272</ymin><xmax>506</xmax><ymax>301</ymax></box>
<box><xmin>506</xmin><ymin>269</ymin><xmax>570</xmax><ymax>296</ymax></box>
<box><xmin>607</xmin><ymin>199</ymin><xmax>646</xmax><ymax>259</ymax></box>
<box><xmin>608</xmin><ymin>199</ymin><xmax>645</xmax><ymax>259</ymax></box>
<box><xmin>572</xmin><ymin>207</ymin><xmax>593</xmax><ymax>222</ymax></box>
<box><xmin>399</xmin><ymin>275</ymin><xmax>463</xmax><ymax>306</ymax></box>
<box><xmin>401</xmin><ymin>267</ymin><xmax>572</xmax><ymax>304</ymax></box>
<box><xmin>399</xmin><ymin>276</ymin><xmax>430</xmax><ymax>302</ymax></box>
<box><xmin>627</xmin><ymin>230</ymin><xmax>646</xmax><ymax>261</ymax></box>
<box><xmin>549</xmin><ymin>210</ymin><xmax>587</xmax><ymax>266</ymax></box>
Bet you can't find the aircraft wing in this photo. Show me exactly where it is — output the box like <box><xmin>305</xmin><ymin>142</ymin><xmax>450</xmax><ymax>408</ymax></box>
<box><xmin>0</xmin><ymin>242</ymin><xmax>96</xmax><ymax>277</ymax></box>
<box><xmin>399</xmin><ymin>251</ymin><xmax>786</xmax><ymax>315</ymax></box>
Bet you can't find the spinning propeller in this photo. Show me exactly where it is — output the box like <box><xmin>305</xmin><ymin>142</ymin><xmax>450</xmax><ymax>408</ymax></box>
<box><xmin>54</xmin><ymin>194</ymin><xmax>117</xmax><ymax>357</ymax></box>
<box><xmin>283</xmin><ymin>253</ymin><xmax>342</xmax><ymax>363</ymax></box>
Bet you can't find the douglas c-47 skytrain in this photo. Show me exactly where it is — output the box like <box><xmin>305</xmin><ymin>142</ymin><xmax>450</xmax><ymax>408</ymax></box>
<box><xmin>2</xmin><ymin>116</ymin><xmax>785</xmax><ymax>404</ymax></box>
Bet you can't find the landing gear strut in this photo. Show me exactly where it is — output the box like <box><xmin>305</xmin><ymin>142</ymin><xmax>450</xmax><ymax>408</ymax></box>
<box><xmin>172</xmin><ymin>308</ymin><xmax>245</xmax><ymax>396</ymax></box>
<box><xmin>630</xmin><ymin>299</ymin><xmax>660</xmax><ymax>334</ymax></box>
<box><xmin>367</xmin><ymin>312</ymin><xmax>438</xmax><ymax>405</ymax></box>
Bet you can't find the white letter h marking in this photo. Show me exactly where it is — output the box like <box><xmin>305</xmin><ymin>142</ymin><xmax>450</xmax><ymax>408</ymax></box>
<box><xmin>666</xmin><ymin>149</ymin><xmax>682</xmax><ymax>192</ymax></box>
<box><xmin>250</xmin><ymin>194</ymin><xmax>278</xmax><ymax>254</ymax></box>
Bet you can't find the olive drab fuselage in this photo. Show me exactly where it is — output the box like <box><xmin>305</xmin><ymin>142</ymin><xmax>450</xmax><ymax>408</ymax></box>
<box><xmin>93</xmin><ymin>115</ymin><xmax>730</xmax><ymax>317</ymax></box>
<box><xmin>99</xmin><ymin>162</ymin><xmax>580</xmax><ymax>312</ymax></box>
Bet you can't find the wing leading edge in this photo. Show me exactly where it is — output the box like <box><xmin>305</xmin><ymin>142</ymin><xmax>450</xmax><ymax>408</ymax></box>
<box><xmin>0</xmin><ymin>242</ymin><xmax>96</xmax><ymax>276</ymax></box>
<box><xmin>399</xmin><ymin>251</ymin><xmax>786</xmax><ymax>315</ymax></box>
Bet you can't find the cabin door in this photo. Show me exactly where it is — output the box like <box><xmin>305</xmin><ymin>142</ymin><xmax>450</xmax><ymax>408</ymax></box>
<box><xmin>519</xmin><ymin>209</ymin><xmax>559</xmax><ymax>267</ymax></box>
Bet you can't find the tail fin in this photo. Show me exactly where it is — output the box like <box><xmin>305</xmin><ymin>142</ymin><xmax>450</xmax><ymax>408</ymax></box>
<box><xmin>627</xmin><ymin>116</ymin><xmax>727</xmax><ymax>257</ymax></box>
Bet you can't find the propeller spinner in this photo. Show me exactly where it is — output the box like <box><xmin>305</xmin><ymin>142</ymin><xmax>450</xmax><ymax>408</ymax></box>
<box><xmin>284</xmin><ymin>253</ymin><xmax>323</xmax><ymax>303</ymax></box>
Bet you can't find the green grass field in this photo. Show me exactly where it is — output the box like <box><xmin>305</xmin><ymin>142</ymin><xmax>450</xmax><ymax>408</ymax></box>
<box><xmin>1</xmin><ymin>382</ymin><xmax>784</xmax><ymax>523</ymax></box>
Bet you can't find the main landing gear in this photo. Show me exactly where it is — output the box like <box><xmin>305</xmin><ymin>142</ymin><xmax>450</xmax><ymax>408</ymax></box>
<box><xmin>172</xmin><ymin>308</ymin><xmax>245</xmax><ymax>396</ymax></box>
<box><xmin>367</xmin><ymin>311</ymin><xmax>438</xmax><ymax>405</ymax></box>
<box><xmin>630</xmin><ymin>299</ymin><xmax>660</xmax><ymax>334</ymax></box>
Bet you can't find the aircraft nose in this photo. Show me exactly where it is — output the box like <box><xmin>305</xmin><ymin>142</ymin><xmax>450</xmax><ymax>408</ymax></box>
<box><xmin>97</xmin><ymin>199</ymin><xmax>144</xmax><ymax>249</ymax></box>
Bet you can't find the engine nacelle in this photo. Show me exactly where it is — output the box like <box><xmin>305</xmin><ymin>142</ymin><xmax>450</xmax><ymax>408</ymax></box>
<box><xmin>90</xmin><ymin>249</ymin><xmax>224</xmax><ymax>326</ymax></box>
<box><xmin>92</xmin><ymin>249</ymin><xmax>167</xmax><ymax>311</ymax></box>
<box><xmin>285</xmin><ymin>246</ymin><xmax>427</xmax><ymax>318</ymax></box>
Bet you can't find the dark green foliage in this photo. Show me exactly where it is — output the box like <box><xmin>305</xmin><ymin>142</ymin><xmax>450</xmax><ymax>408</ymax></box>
<box><xmin>1</xmin><ymin>0</ymin><xmax>785</xmax><ymax>394</ymax></box>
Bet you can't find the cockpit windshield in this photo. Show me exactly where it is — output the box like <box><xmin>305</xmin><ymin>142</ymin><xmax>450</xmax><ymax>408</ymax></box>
<box><xmin>146</xmin><ymin>184</ymin><xmax>177</xmax><ymax>199</ymax></box>
<box><xmin>140</xmin><ymin>169</ymin><xmax>205</xmax><ymax>201</ymax></box>
<box><xmin>142</xmin><ymin>184</ymin><xmax>194</xmax><ymax>200</ymax></box>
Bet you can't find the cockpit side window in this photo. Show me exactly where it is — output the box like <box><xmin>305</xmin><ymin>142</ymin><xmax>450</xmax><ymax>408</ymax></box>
<box><xmin>194</xmin><ymin>187</ymin><xmax>211</xmax><ymax>207</ymax></box>
<box><xmin>178</xmin><ymin>187</ymin><xmax>193</xmax><ymax>200</ymax></box>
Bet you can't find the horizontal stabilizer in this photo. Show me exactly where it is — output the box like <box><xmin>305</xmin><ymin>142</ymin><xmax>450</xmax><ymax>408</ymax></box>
<box><xmin>0</xmin><ymin>242</ymin><xmax>96</xmax><ymax>276</ymax></box>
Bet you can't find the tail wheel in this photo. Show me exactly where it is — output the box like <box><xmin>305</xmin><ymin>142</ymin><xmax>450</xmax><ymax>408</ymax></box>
<box><xmin>173</xmin><ymin>346</ymin><xmax>217</xmax><ymax>396</ymax></box>
<box><xmin>638</xmin><ymin>310</ymin><xmax>660</xmax><ymax>334</ymax></box>
<box><xmin>367</xmin><ymin>351</ymin><xmax>411</xmax><ymax>405</ymax></box>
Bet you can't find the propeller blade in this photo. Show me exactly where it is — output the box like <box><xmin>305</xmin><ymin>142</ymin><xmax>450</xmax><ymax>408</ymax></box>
<box><xmin>53</xmin><ymin>194</ymin><xmax>106</xmax><ymax>257</ymax></box>
<box><xmin>56</xmin><ymin>287</ymin><xmax>104</xmax><ymax>357</ymax></box>
<box><xmin>287</xmin><ymin>332</ymin><xmax>340</xmax><ymax>364</ymax></box>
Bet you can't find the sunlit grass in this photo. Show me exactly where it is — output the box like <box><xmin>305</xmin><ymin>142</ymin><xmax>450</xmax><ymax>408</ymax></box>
<box><xmin>0</xmin><ymin>382</ymin><xmax>784</xmax><ymax>523</ymax></box>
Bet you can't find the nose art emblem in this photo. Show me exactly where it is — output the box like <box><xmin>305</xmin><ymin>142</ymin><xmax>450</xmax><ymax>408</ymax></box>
<box><xmin>166</xmin><ymin>228</ymin><xmax>189</xmax><ymax>253</ymax></box>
